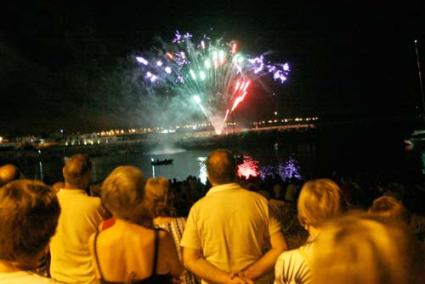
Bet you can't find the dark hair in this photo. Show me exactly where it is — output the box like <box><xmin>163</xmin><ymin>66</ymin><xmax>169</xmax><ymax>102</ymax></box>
<box><xmin>0</xmin><ymin>179</ymin><xmax>60</xmax><ymax>269</ymax></box>
<box><xmin>206</xmin><ymin>149</ymin><xmax>236</xmax><ymax>185</ymax></box>
<box><xmin>63</xmin><ymin>154</ymin><xmax>92</xmax><ymax>188</ymax></box>
<box><xmin>369</xmin><ymin>196</ymin><xmax>409</xmax><ymax>222</ymax></box>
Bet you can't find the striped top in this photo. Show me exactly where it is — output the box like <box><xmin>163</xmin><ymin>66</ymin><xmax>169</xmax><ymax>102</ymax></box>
<box><xmin>156</xmin><ymin>217</ymin><xmax>199</xmax><ymax>284</ymax></box>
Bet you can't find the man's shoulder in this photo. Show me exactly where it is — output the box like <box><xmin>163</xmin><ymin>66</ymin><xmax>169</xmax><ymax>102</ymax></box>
<box><xmin>237</xmin><ymin>187</ymin><xmax>269</xmax><ymax>204</ymax></box>
<box><xmin>58</xmin><ymin>189</ymin><xmax>102</xmax><ymax>209</ymax></box>
<box><xmin>195</xmin><ymin>185</ymin><xmax>269</xmax><ymax>209</ymax></box>
<box><xmin>246</xmin><ymin>189</ymin><xmax>268</xmax><ymax>200</ymax></box>
<box><xmin>190</xmin><ymin>195</ymin><xmax>208</xmax><ymax>210</ymax></box>
<box><xmin>279</xmin><ymin>243</ymin><xmax>313</xmax><ymax>263</ymax></box>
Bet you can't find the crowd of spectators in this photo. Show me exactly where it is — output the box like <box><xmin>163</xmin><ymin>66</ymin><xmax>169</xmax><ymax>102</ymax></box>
<box><xmin>0</xmin><ymin>150</ymin><xmax>424</xmax><ymax>284</ymax></box>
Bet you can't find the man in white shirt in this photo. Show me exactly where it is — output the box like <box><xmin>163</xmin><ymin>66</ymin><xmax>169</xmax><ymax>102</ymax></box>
<box><xmin>181</xmin><ymin>149</ymin><xmax>287</xmax><ymax>284</ymax></box>
<box><xmin>50</xmin><ymin>154</ymin><xmax>106</xmax><ymax>283</ymax></box>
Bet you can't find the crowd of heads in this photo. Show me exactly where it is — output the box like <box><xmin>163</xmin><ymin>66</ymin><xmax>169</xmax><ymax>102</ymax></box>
<box><xmin>0</xmin><ymin>149</ymin><xmax>423</xmax><ymax>283</ymax></box>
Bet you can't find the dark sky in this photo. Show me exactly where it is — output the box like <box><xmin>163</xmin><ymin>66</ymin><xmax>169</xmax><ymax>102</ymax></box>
<box><xmin>0</xmin><ymin>1</ymin><xmax>424</xmax><ymax>135</ymax></box>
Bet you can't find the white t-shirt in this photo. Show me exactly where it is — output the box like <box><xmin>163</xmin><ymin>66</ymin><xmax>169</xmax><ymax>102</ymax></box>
<box><xmin>0</xmin><ymin>271</ymin><xmax>53</xmax><ymax>283</ymax></box>
<box><xmin>274</xmin><ymin>243</ymin><xmax>313</xmax><ymax>284</ymax></box>
<box><xmin>50</xmin><ymin>189</ymin><xmax>105</xmax><ymax>284</ymax></box>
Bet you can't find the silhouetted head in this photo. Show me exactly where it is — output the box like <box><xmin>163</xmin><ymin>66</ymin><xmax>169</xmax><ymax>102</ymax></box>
<box><xmin>206</xmin><ymin>149</ymin><xmax>236</xmax><ymax>186</ymax></box>
<box><xmin>0</xmin><ymin>164</ymin><xmax>21</xmax><ymax>186</ymax></box>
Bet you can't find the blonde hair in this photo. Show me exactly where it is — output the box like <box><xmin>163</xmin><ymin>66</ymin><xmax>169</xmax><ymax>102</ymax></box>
<box><xmin>297</xmin><ymin>179</ymin><xmax>343</xmax><ymax>228</ymax></box>
<box><xmin>311</xmin><ymin>212</ymin><xmax>422</xmax><ymax>284</ymax></box>
<box><xmin>369</xmin><ymin>196</ymin><xmax>408</xmax><ymax>222</ymax></box>
<box><xmin>101</xmin><ymin>166</ymin><xmax>148</xmax><ymax>223</ymax></box>
<box><xmin>144</xmin><ymin>177</ymin><xmax>169</xmax><ymax>217</ymax></box>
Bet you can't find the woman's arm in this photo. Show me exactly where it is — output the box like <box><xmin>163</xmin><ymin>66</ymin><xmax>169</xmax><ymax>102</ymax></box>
<box><xmin>159</xmin><ymin>230</ymin><xmax>184</xmax><ymax>277</ymax></box>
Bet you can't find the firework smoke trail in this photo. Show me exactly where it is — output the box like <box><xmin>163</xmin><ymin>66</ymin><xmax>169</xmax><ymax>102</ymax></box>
<box><xmin>136</xmin><ymin>31</ymin><xmax>290</xmax><ymax>134</ymax></box>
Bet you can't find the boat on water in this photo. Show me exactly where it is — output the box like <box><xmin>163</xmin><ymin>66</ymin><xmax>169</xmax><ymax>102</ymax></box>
<box><xmin>151</xmin><ymin>158</ymin><xmax>173</xmax><ymax>166</ymax></box>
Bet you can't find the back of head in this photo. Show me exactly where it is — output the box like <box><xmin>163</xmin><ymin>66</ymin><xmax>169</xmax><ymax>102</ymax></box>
<box><xmin>206</xmin><ymin>149</ymin><xmax>236</xmax><ymax>185</ymax></box>
<box><xmin>311</xmin><ymin>212</ymin><xmax>422</xmax><ymax>284</ymax></box>
<box><xmin>297</xmin><ymin>178</ymin><xmax>343</xmax><ymax>228</ymax></box>
<box><xmin>369</xmin><ymin>195</ymin><xmax>409</xmax><ymax>222</ymax></box>
<box><xmin>0</xmin><ymin>164</ymin><xmax>20</xmax><ymax>186</ymax></box>
<box><xmin>63</xmin><ymin>154</ymin><xmax>92</xmax><ymax>189</ymax></box>
<box><xmin>145</xmin><ymin>177</ymin><xmax>170</xmax><ymax>217</ymax></box>
<box><xmin>0</xmin><ymin>179</ymin><xmax>60</xmax><ymax>269</ymax></box>
<box><xmin>101</xmin><ymin>166</ymin><xmax>147</xmax><ymax>223</ymax></box>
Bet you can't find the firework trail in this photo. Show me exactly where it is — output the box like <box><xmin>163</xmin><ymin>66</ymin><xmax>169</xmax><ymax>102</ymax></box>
<box><xmin>136</xmin><ymin>31</ymin><xmax>290</xmax><ymax>134</ymax></box>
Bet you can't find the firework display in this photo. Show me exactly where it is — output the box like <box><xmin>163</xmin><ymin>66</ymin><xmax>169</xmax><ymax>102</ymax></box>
<box><xmin>136</xmin><ymin>31</ymin><xmax>290</xmax><ymax>134</ymax></box>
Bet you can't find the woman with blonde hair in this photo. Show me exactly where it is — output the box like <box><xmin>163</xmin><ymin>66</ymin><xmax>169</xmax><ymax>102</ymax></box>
<box><xmin>89</xmin><ymin>166</ymin><xmax>182</xmax><ymax>283</ymax></box>
<box><xmin>311</xmin><ymin>212</ymin><xmax>423</xmax><ymax>284</ymax></box>
<box><xmin>145</xmin><ymin>177</ymin><xmax>199</xmax><ymax>284</ymax></box>
<box><xmin>274</xmin><ymin>178</ymin><xmax>344</xmax><ymax>284</ymax></box>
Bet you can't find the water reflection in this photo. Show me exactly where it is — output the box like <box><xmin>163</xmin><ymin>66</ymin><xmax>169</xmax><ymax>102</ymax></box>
<box><xmin>33</xmin><ymin>152</ymin><xmax>305</xmax><ymax>184</ymax></box>
<box><xmin>195</xmin><ymin>155</ymin><xmax>304</xmax><ymax>184</ymax></box>
<box><xmin>278</xmin><ymin>158</ymin><xmax>303</xmax><ymax>181</ymax></box>
<box><xmin>235</xmin><ymin>155</ymin><xmax>304</xmax><ymax>181</ymax></box>
<box><xmin>197</xmin><ymin>157</ymin><xmax>207</xmax><ymax>184</ymax></box>
<box><xmin>237</xmin><ymin>156</ymin><xmax>260</xmax><ymax>179</ymax></box>
<box><xmin>18</xmin><ymin>148</ymin><xmax>306</xmax><ymax>184</ymax></box>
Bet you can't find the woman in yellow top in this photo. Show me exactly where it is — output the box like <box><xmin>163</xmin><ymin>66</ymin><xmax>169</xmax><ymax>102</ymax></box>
<box><xmin>89</xmin><ymin>166</ymin><xmax>183</xmax><ymax>284</ymax></box>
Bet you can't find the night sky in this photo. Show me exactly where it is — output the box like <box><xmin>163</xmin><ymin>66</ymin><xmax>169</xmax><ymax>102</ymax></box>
<box><xmin>0</xmin><ymin>1</ymin><xmax>424</xmax><ymax>135</ymax></box>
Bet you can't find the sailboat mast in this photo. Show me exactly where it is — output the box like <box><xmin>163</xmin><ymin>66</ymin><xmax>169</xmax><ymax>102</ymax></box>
<box><xmin>414</xmin><ymin>40</ymin><xmax>425</xmax><ymax>112</ymax></box>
